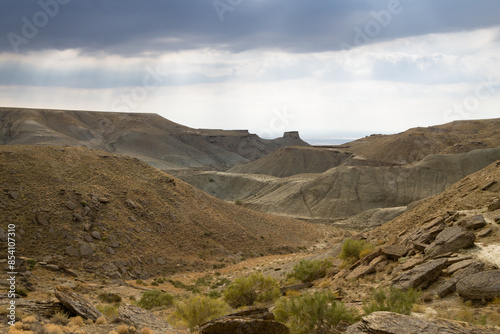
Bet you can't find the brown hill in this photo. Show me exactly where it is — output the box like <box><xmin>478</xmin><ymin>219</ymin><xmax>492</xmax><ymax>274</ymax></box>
<box><xmin>181</xmin><ymin>147</ymin><xmax>500</xmax><ymax>223</ymax></box>
<box><xmin>338</xmin><ymin>118</ymin><xmax>500</xmax><ymax>165</ymax></box>
<box><xmin>0</xmin><ymin>145</ymin><xmax>341</xmax><ymax>279</ymax></box>
<box><xmin>368</xmin><ymin>158</ymin><xmax>500</xmax><ymax>243</ymax></box>
<box><xmin>228</xmin><ymin>146</ymin><xmax>353</xmax><ymax>177</ymax></box>
<box><xmin>0</xmin><ymin>107</ymin><xmax>309</xmax><ymax>170</ymax></box>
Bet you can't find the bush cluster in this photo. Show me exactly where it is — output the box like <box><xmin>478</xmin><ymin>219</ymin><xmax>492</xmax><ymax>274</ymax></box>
<box><xmin>137</xmin><ymin>290</ymin><xmax>174</xmax><ymax>310</ymax></box>
<box><xmin>172</xmin><ymin>295</ymin><xmax>228</xmax><ymax>330</ymax></box>
<box><xmin>339</xmin><ymin>239</ymin><xmax>373</xmax><ymax>264</ymax></box>
<box><xmin>98</xmin><ymin>292</ymin><xmax>122</xmax><ymax>304</ymax></box>
<box><xmin>274</xmin><ymin>290</ymin><xmax>358</xmax><ymax>334</ymax></box>
<box><xmin>363</xmin><ymin>286</ymin><xmax>420</xmax><ymax>316</ymax></box>
<box><xmin>287</xmin><ymin>259</ymin><xmax>333</xmax><ymax>283</ymax></box>
<box><xmin>223</xmin><ymin>272</ymin><xmax>281</xmax><ymax>308</ymax></box>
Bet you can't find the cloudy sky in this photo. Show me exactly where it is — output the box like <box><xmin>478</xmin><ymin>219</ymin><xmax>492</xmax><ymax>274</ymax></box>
<box><xmin>1</xmin><ymin>0</ymin><xmax>499</xmax><ymax>140</ymax></box>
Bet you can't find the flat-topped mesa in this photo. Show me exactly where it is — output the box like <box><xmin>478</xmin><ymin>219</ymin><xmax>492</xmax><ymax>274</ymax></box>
<box><xmin>283</xmin><ymin>131</ymin><xmax>300</xmax><ymax>139</ymax></box>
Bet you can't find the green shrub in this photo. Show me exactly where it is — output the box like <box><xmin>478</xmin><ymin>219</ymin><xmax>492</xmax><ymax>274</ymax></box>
<box><xmin>137</xmin><ymin>290</ymin><xmax>174</xmax><ymax>310</ymax></box>
<box><xmin>96</xmin><ymin>304</ymin><xmax>119</xmax><ymax>321</ymax></box>
<box><xmin>234</xmin><ymin>199</ymin><xmax>242</xmax><ymax>205</ymax></box>
<box><xmin>26</xmin><ymin>259</ymin><xmax>36</xmax><ymax>271</ymax></box>
<box><xmin>223</xmin><ymin>272</ymin><xmax>281</xmax><ymax>308</ymax></box>
<box><xmin>15</xmin><ymin>287</ymin><xmax>28</xmax><ymax>297</ymax></box>
<box><xmin>287</xmin><ymin>259</ymin><xmax>333</xmax><ymax>283</ymax></box>
<box><xmin>340</xmin><ymin>239</ymin><xmax>373</xmax><ymax>264</ymax></box>
<box><xmin>363</xmin><ymin>286</ymin><xmax>420</xmax><ymax>316</ymax></box>
<box><xmin>275</xmin><ymin>290</ymin><xmax>358</xmax><ymax>334</ymax></box>
<box><xmin>98</xmin><ymin>292</ymin><xmax>122</xmax><ymax>304</ymax></box>
<box><xmin>172</xmin><ymin>295</ymin><xmax>228</xmax><ymax>330</ymax></box>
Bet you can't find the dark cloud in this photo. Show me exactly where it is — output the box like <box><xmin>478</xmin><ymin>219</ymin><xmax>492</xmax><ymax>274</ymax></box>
<box><xmin>1</xmin><ymin>0</ymin><xmax>499</xmax><ymax>55</ymax></box>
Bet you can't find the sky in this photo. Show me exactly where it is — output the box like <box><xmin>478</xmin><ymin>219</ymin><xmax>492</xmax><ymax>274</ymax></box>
<box><xmin>1</xmin><ymin>0</ymin><xmax>500</xmax><ymax>140</ymax></box>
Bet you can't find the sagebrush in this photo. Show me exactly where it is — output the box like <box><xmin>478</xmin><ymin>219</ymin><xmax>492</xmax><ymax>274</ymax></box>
<box><xmin>223</xmin><ymin>272</ymin><xmax>281</xmax><ymax>308</ymax></box>
<box><xmin>172</xmin><ymin>295</ymin><xmax>228</xmax><ymax>330</ymax></box>
<box><xmin>275</xmin><ymin>290</ymin><xmax>358</xmax><ymax>334</ymax></box>
<box><xmin>287</xmin><ymin>259</ymin><xmax>333</xmax><ymax>283</ymax></box>
<box><xmin>137</xmin><ymin>290</ymin><xmax>174</xmax><ymax>310</ymax></box>
<box><xmin>363</xmin><ymin>286</ymin><xmax>419</xmax><ymax>315</ymax></box>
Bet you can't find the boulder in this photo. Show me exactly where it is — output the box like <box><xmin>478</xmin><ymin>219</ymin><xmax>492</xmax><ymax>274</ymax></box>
<box><xmin>456</xmin><ymin>270</ymin><xmax>500</xmax><ymax>300</ymax></box>
<box><xmin>444</xmin><ymin>259</ymin><xmax>477</xmax><ymax>276</ymax></box>
<box><xmin>477</xmin><ymin>227</ymin><xmax>493</xmax><ymax>238</ymax></box>
<box><xmin>436</xmin><ymin>262</ymin><xmax>484</xmax><ymax>298</ymax></box>
<box><xmin>199</xmin><ymin>318</ymin><xmax>289</xmax><ymax>334</ymax></box>
<box><xmin>35</xmin><ymin>212</ymin><xmax>49</xmax><ymax>226</ymax></box>
<box><xmin>54</xmin><ymin>286</ymin><xmax>102</xmax><ymax>321</ymax></box>
<box><xmin>424</xmin><ymin>227</ymin><xmax>475</xmax><ymax>258</ymax></box>
<box><xmin>381</xmin><ymin>245</ymin><xmax>407</xmax><ymax>259</ymax></box>
<box><xmin>346</xmin><ymin>265</ymin><xmax>376</xmax><ymax>280</ymax></box>
<box><xmin>345</xmin><ymin>311</ymin><xmax>500</xmax><ymax>334</ymax></box>
<box><xmin>65</xmin><ymin>201</ymin><xmax>76</xmax><ymax>210</ymax></box>
<box><xmin>457</xmin><ymin>215</ymin><xmax>487</xmax><ymax>230</ymax></box>
<box><xmin>119</xmin><ymin>304</ymin><xmax>178</xmax><ymax>333</ymax></box>
<box><xmin>80</xmin><ymin>243</ymin><xmax>94</xmax><ymax>257</ymax></box>
<box><xmin>65</xmin><ymin>246</ymin><xmax>79</xmax><ymax>257</ymax></box>
<box><xmin>392</xmin><ymin>259</ymin><xmax>447</xmax><ymax>290</ymax></box>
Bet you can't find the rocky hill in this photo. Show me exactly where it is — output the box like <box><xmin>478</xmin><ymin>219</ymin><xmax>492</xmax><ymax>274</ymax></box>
<box><xmin>180</xmin><ymin>147</ymin><xmax>500</xmax><ymax>223</ymax></box>
<box><xmin>0</xmin><ymin>107</ymin><xmax>309</xmax><ymax>170</ymax></box>
<box><xmin>336</xmin><ymin>118</ymin><xmax>500</xmax><ymax>165</ymax></box>
<box><xmin>0</xmin><ymin>145</ymin><xmax>340</xmax><ymax>279</ymax></box>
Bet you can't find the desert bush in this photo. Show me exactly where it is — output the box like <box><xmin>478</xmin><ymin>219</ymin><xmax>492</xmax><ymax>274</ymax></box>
<box><xmin>50</xmin><ymin>311</ymin><xmax>69</xmax><ymax>325</ymax></box>
<box><xmin>287</xmin><ymin>259</ymin><xmax>333</xmax><ymax>283</ymax></box>
<box><xmin>95</xmin><ymin>315</ymin><xmax>108</xmax><ymax>324</ymax></box>
<box><xmin>69</xmin><ymin>316</ymin><xmax>85</xmax><ymax>327</ymax></box>
<box><xmin>41</xmin><ymin>324</ymin><xmax>64</xmax><ymax>334</ymax></box>
<box><xmin>274</xmin><ymin>290</ymin><xmax>358</xmax><ymax>334</ymax></box>
<box><xmin>363</xmin><ymin>286</ymin><xmax>419</xmax><ymax>316</ymax></box>
<box><xmin>96</xmin><ymin>304</ymin><xmax>118</xmax><ymax>321</ymax></box>
<box><xmin>234</xmin><ymin>199</ymin><xmax>242</xmax><ymax>205</ymax></box>
<box><xmin>117</xmin><ymin>324</ymin><xmax>134</xmax><ymax>334</ymax></box>
<box><xmin>137</xmin><ymin>289</ymin><xmax>174</xmax><ymax>310</ymax></box>
<box><xmin>339</xmin><ymin>239</ymin><xmax>373</xmax><ymax>264</ymax></box>
<box><xmin>98</xmin><ymin>292</ymin><xmax>122</xmax><ymax>304</ymax></box>
<box><xmin>22</xmin><ymin>315</ymin><xmax>37</xmax><ymax>323</ymax></box>
<box><xmin>140</xmin><ymin>328</ymin><xmax>154</xmax><ymax>334</ymax></box>
<box><xmin>223</xmin><ymin>272</ymin><xmax>281</xmax><ymax>308</ymax></box>
<box><xmin>172</xmin><ymin>295</ymin><xmax>228</xmax><ymax>330</ymax></box>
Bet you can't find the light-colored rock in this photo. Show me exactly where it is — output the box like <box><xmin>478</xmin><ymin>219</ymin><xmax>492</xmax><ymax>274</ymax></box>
<box><xmin>345</xmin><ymin>311</ymin><xmax>500</xmax><ymax>334</ymax></box>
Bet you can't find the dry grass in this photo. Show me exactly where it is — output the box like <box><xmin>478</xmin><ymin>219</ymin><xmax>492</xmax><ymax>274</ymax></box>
<box><xmin>95</xmin><ymin>316</ymin><xmax>108</xmax><ymax>324</ymax></box>
<box><xmin>117</xmin><ymin>324</ymin><xmax>134</xmax><ymax>334</ymax></box>
<box><xmin>41</xmin><ymin>324</ymin><xmax>64</xmax><ymax>334</ymax></box>
<box><xmin>140</xmin><ymin>328</ymin><xmax>154</xmax><ymax>334</ymax></box>
<box><xmin>69</xmin><ymin>316</ymin><xmax>85</xmax><ymax>327</ymax></box>
<box><xmin>22</xmin><ymin>315</ymin><xmax>37</xmax><ymax>324</ymax></box>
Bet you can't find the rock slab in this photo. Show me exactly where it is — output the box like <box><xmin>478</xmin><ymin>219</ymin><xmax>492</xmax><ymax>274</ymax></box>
<box><xmin>119</xmin><ymin>305</ymin><xmax>178</xmax><ymax>333</ymax></box>
<box><xmin>424</xmin><ymin>226</ymin><xmax>475</xmax><ymax>258</ymax></box>
<box><xmin>345</xmin><ymin>311</ymin><xmax>500</xmax><ymax>334</ymax></box>
<box><xmin>392</xmin><ymin>259</ymin><xmax>447</xmax><ymax>290</ymax></box>
<box><xmin>457</xmin><ymin>270</ymin><xmax>500</xmax><ymax>300</ymax></box>
<box><xmin>54</xmin><ymin>286</ymin><xmax>102</xmax><ymax>321</ymax></box>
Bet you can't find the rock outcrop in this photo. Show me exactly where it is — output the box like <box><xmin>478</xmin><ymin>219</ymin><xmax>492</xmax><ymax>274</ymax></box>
<box><xmin>119</xmin><ymin>305</ymin><xmax>178</xmax><ymax>333</ymax></box>
<box><xmin>392</xmin><ymin>259</ymin><xmax>447</xmax><ymax>290</ymax></box>
<box><xmin>345</xmin><ymin>311</ymin><xmax>500</xmax><ymax>334</ymax></box>
<box><xmin>54</xmin><ymin>286</ymin><xmax>102</xmax><ymax>321</ymax></box>
<box><xmin>424</xmin><ymin>226</ymin><xmax>475</xmax><ymax>258</ymax></box>
<box><xmin>456</xmin><ymin>270</ymin><xmax>500</xmax><ymax>300</ymax></box>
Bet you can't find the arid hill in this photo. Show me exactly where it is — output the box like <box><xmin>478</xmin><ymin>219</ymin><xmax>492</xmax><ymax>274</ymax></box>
<box><xmin>0</xmin><ymin>107</ymin><xmax>308</xmax><ymax>170</ymax></box>
<box><xmin>0</xmin><ymin>145</ymin><xmax>341</xmax><ymax>279</ymax></box>
<box><xmin>336</xmin><ymin>118</ymin><xmax>500</xmax><ymax>165</ymax></box>
<box><xmin>181</xmin><ymin>147</ymin><xmax>500</xmax><ymax>223</ymax></box>
<box><xmin>228</xmin><ymin>146</ymin><xmax>354</xmax><ymax>177</ymax></box>
<box><xmin>369</xmin><ymin>158</ymin><xmax>500</xmax><ymax>244</ymax></box>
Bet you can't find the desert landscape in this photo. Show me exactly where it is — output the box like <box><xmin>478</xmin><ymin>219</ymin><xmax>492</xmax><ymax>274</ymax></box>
<box><xmin>1</xmin><ymin>108</ymin><xmax>499</xmax><ymax>334</ymax></box>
